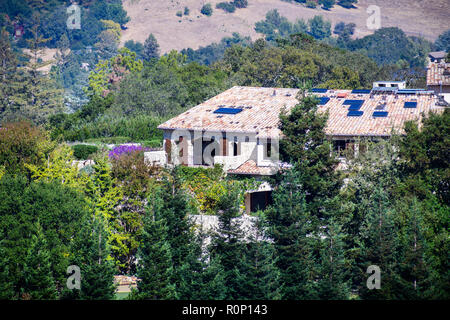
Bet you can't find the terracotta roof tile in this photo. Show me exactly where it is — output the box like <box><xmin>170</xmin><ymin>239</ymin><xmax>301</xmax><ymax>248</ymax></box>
<box><xmin>158</xmin><ymin>86</ymin><xmax>445</xmax><ymax>138</ymax></box>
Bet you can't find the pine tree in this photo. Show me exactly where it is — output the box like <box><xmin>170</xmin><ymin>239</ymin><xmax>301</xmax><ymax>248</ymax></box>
<box><xmin>22</xmin><ymin>222</ymin><xmax>58</xmax><ymax>300</ymax></box>
<box><xmin>397</xmin><ymin>198</ymin><xmax>431</xmax><ymax>299</ymax></box>
<box><xmin>358</xmin><ymin>187</ymin><xmax>402</xmax><ymax>300</ymax></box>
<box><xmin>208</xmin><ymin>186</ymin><xmax>247</xmax><ymax>299</ymax></box>
<box><xmin>265</xmin><ymin>168</ymin><xmax>318</xmax><ymax>299</ymax></box>
<box><xmin>177</xmin><ymin>229</ymin><xmax>226</xmax><ymax>300</ymax></box>
<box><xmin>143</xmin><ymin>33</ymin><xmax>160</xmax><ymax>61</ymax></box>
<box><xmin>20</xmin><ymin>13</ymin><xmax>64</xmax><ymax>125</ymax></box>
<box><xmin>66</xmin><ymin>216</ymin><xmax>117</xmax><ymax>300</ymax></box>
<box><xmin>134</xmin><ymin>195</ymin><xmax>176</xmax><ymax>299</ymax></box>
<box><xmin>317</xmin><ymin>218</ymin><xmax>350</xmax><ymax>300</ymax></box>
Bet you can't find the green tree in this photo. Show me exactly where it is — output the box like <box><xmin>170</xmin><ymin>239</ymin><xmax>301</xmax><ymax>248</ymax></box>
<box><xmin>143</xmin><ymin>33</ymin><xmax>160</xmax><ymax>61</ymax></box>
<box><xmin>65</xmin><ymin>216</ymin><xmax>117</xmax><ymax>300</ymax></box>
<box><xmin>133</xmin><ymin>197</ymin><xmax>176</xmax><ymax>299</ymax></box>
<box><xmin>435</xmin><ymin>29</ymin><xmax>450</xmax><ymax>52</ymax></box>
<box><xmin>279</xmin><ymin>95</ymin><xmax>341</xmax><ymax>213</ymax></box>
<box><xmin>22</xmin><ymin>222</ymin><xmax>58</xmax><ymax>300</ymax></box>
<box><xmin>308</xmin><ymin>16</ymin><xmax>331</xmax><ymax>40</ymax></box>
<box><xmin>201</xmin><ymin>4</ymin><xmax>213</xmax><ymax>16</ymax></box>
<box><xmin>265</xmin><ymin>168</ymin><xmax>318</xmax><ymax>299</ymax></box>
<box><xmin>0</xmin><ymin>233</ymin><xmax>15</xmax><ymax>299</ymax></box>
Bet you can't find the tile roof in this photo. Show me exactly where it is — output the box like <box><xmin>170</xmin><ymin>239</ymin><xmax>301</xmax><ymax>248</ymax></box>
<box><xmin>158</xmin><ymin>86</ymin><xmax>445</xmax><ymax>138</ymax></box>
<box><xmin>428</xmin><ymin>51</ymin><xmax>447</xmax><ymax>59</ymax></box>
<box><xmin>427</xmin><ymin>62</ymin><xmax>450</xmax><ymax>86</ymax></box>
<box><xmin>227</xmin><ymin>160</ymin><xmax>277</xmax><ymax>176</ymax></box>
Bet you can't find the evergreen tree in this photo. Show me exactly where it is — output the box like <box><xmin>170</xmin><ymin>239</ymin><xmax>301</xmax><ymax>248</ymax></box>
<box><xmin>65</xmin><ymin>216</ymin><xmax>117</xmax><ymax>300</ymax></box>
<box><xmin>317</xmin><ymin>218</ymin><xmax>350</xmax><ymax>299</ymax></box>
<box><xmin>279</xmin><ymin>95</ymin><xmax>341</xmax><ymax>214</ymax></box>
<box><xmin>208</xmin><ymin>186</ymin><xmax>244</xmax><ymax>299</ymax></box>
<box><xmin>358</xmin><ymin>187</ymin><xmax>402</xmax><ymax>300</ymax></box>
<box><xmin>143</xmin><ymin>33</ymin><xmax>160</xmax><ymax>61</ymax></box>
<box><xmin>134</xmin><ymin>192</ymin><xmax>176</xmax><ymax>299</ymax></box>
<box><xmin>396</xmin><ymin>198</ymin><xmax>430</xmax><ymax>299</ymax></box>
<box><xmin>22</xmin><ymin>222</ymin><xmax>58</xmax><ymax>300</ymax></box>
<box><xmin>265</xmin><ymin>168</ymin><xmax>318</xmax><ymax>299</ymax></box>
<box><xmin>22</xmin><ymin>13</ymin><xmax>64</xmax><ymax>125</ymax></box>
<box><xmin>0</xmin><ymin>234</ymin><xmax>14</xmax><ymax>299</ymax></box>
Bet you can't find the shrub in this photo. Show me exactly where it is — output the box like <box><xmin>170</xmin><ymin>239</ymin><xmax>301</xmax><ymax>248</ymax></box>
<box><xmin>216</xmin><ymin>2</ymin><xmax>236</xmax><ymax>13</ymax></box>
<box><xmin>233</xmin><ymin>0</ymin><xmax>248</xmax><ymax>8</ymax></box>
<box><xmin>72</xmin><ymin>144</ymin><xmax>99</xmax><ymax>160</ymax></box>
<box><xmin>306</xmin><ymin>1</ymin><xmax>317</xmax><ymax>8</ymax></box>
<box><xmin>201</xmin><ymin>3</ymin><xmax>213</xmax><ymax>16</ymax></box>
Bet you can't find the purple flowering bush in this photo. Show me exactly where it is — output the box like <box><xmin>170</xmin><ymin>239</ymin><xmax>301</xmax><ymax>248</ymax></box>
<box><xmin>108</xmin><ymin>145</ymin><xmax>146</xmax><ymax>160</ymax></box>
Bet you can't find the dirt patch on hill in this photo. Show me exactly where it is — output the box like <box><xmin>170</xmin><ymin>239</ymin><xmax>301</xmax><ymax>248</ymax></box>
<box><xmin>121</xmin><ymin>0</ymin><xmax>449</xmax><ymax>54</ymax></box>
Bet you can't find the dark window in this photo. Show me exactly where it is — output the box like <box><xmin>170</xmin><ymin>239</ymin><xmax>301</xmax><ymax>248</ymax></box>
<box><xmin>233</xmin><ymin>142</ymin><xmax>238</xmax><ymax>156</ymax></box>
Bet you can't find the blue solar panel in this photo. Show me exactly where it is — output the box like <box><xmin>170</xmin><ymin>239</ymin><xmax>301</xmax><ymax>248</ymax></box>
<box><xmin>397</xmin><ymin>89</ymin><xmax>425</xmax><ymax>94</ymax></box>
<box><xmin>404</xmin><ymin>101</ymin><xmax>417</xmax><ymax>108</ymax></box>
<box><xmin>213</xmin><ymin>108</ymin><xmax>243</xmax><ymax>114</ymax></box>
<box><xmin>318</xmin><ymin>97</ymin><xmax>330</xmax><ymax>105</ymax></box>
<box><xmin>347</xmin><ymin>110</ymin><xmax>363</xmax><ymax>117</ymax></box>
<box><xmin>348</xmin><ymin>104</ymin><xmax>362</xmax><ymax>111</ymax></box>
<box><xmin>373</xmin><ymin>111</ymin><xmax>388</xmax><ymax>117</ymax></box>
<box><xmin>311</xmin><ymin>88</ymin><xmax>328</xmax><ymax>93</ymax></box>
<box><xmin>352</xmin><ymin>89</ymin><xmax>371</xmax><ymax>94</ymax></box>
<box><xmin>343</xmin><ymin>99</ymin><xmax>365</xmax><ymax>105</ymax></box>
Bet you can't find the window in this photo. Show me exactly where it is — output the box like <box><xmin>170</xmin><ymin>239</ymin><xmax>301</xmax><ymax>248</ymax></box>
<box><xmin>233</xmin><ymin>142</ymin><xmax>238</xmax><ymax>156</ymax></box>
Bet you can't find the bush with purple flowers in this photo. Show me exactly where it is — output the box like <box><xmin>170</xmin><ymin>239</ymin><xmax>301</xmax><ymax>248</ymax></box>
<box><xmin>108</xmin><ymin>145</ymin><xmax>145</xmax><ymax>160</ymax></box>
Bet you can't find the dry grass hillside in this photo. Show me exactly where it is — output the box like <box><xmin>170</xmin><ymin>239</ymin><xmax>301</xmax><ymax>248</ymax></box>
<box><xmin>121</xmin><ymin>0</ymin><xmax>450</xmax><ymax>54</ymax></box>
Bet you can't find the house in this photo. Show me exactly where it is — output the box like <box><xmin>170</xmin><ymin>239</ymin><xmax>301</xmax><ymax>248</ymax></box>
<box><xmin>145</xmin><ymin>84</ymin><xmax>445</xmax><ymax>212</ymax></box>
<box><xmin>427</xmin><ymin>54</ymin><xmax>450</xmax><ymax>103</ymax></box>
<box><xmin>428</xmin><ymin>51</ymin><xmax>447</xmax><ymax>63</ymax></box>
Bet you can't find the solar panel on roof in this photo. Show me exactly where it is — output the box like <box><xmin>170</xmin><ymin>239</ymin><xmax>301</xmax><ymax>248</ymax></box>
<box><xmin>311</xmin><ymin>88</ymin><xmax>328</xmax><ymax>93</ymax></box>
<box><xmin>404</xmin><ymin>101</ymin><xmax>417</xmax><ymax>108</ymax></box>
<box><xmin>318</xmin><ymin>97</ymin><xmax>330</xmax><ymax>105</ymax></box>
<box><xmin>348</xmin><ymin>104</ymin><xmax>362</xmax><ymax>111</ymax></box>
<box><xmin>343</xmin><ymin>99</ymin><xmax>365</xmax><ymax>105</ymax></box>
<box><xmin>347</xmin><ymin>110</ymin><xmax>363</xmax><ymax>117</ymax></box>
<box><xmin>397</xmin><ymin>89</ymin><xmax>425</xmax><ymax>94</ymax></box>
<box><xmin>351</xmin><ymin>89</ymin><xmax>371</xmax><ymax>94</ymax></box>
<box><xmin>213</xmin><ymin>108</ymin><xmax>243</xmax><ymax>114</ymax></box>
<box><xmin>373</xmin><ymin>111</ymin><xmax>388</xmax><ymax>117</ymax></box>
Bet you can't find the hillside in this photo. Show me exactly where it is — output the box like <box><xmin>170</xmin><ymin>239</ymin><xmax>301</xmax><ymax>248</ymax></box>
<box><xmin>121</xmin><ymin>0</ymin><xmax>450</xmax><ymax>54</ymax></box>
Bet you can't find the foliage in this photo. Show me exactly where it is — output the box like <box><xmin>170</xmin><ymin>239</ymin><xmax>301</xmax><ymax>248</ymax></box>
<box><xmin>65</xmin><ymin>215</ymin><xmax>117</xmax><ymax>300</ymax></box>
<box><xmin>216</xmin><ymin>2</ymin><xmax>236</xmax><ymax>13</ymax></box>
<box><xmin>201</xmin><ymin>4</ymin><xmax>213</xmax><ymax>16</ymax></box>
<box><xmin>435</xmin><ymin>29</ymin><xmax>450</xmax><ymax>52</ymax></box>
<box><xmin>143</xmin><ymin>34</ymin><xmax>160</xmax><ymax>61</ymax></box>
<box><xmin>181</xmin><ymin>32</ymin><xmax>251</xmax><ymax>66</ymax></box>
<box><xmin>72</xmin><ymin>144</ymin><xmax>99</xmax><ymax>160</ymax></box>
<box><xmin>0</xmin><ymin>174</ymin><xmax>90</xmax><ymax>298</ymax></box>
<box><xmin>0</xmin><ymin>121</ymin><xmax>55</xmax><ymax>175</ymax></box>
